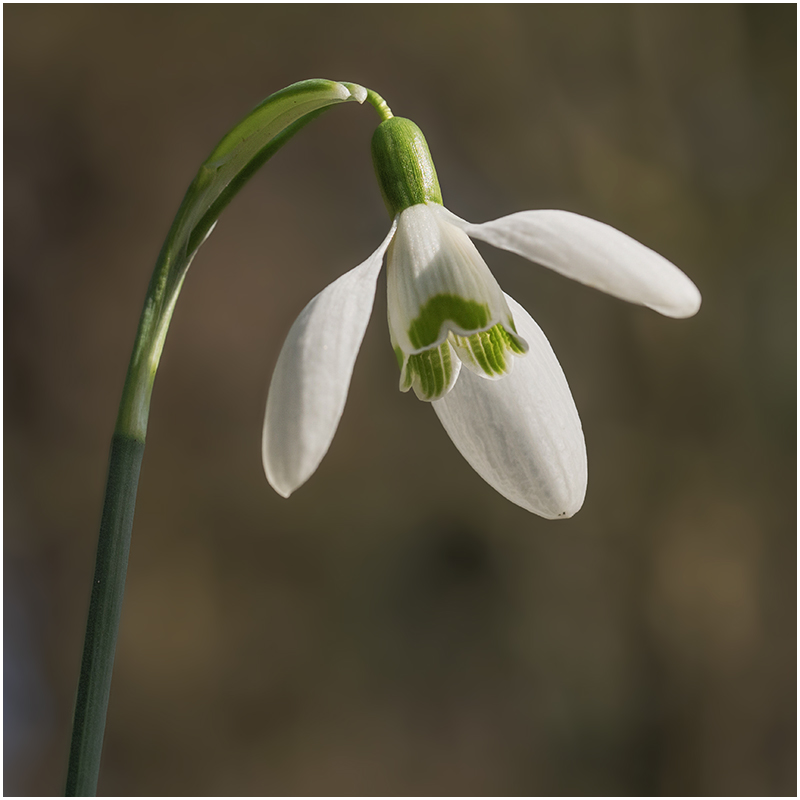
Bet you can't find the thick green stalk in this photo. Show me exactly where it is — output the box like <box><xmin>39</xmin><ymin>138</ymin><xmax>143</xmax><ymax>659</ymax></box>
<box><xmin>65</xmin><ymin>79</ymin><xmax>367</xmax><ymax>796</ymax></box>
<box><xmin>65</xmin><ymin>434</ymin><xmax>144</xmax><ymax>796</ymax></box>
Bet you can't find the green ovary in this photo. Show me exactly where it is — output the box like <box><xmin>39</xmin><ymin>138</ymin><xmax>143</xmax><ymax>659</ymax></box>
<box><xmin>407</xmin><ymin>294</ymin><xmax>490</xmax><ymax>350</ymax></box>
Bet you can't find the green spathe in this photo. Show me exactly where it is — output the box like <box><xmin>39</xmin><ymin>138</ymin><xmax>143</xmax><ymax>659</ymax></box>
<box><xmin>117</xmin><ymin>79</ymin><xmax>365</xmax><ymax>444</ymax></box>
<box><xmin>372</xmin><ymin>117</ymin><xmax>443</xmax><ymax>218</ymax></box>
<box><xmin>407</xmin><ymin>293</ymin><xmax>490</xmax><ymax>350</ymax></box>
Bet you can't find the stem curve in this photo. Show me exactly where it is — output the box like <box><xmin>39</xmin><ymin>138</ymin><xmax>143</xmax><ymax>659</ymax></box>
<box><xmin>66</xmin><ymin>78</ymin><xmax>369</xmax><ymax>796</ymax></box>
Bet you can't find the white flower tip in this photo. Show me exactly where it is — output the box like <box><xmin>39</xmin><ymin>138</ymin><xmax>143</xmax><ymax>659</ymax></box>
<box><xmin>522</xmin><ymin>459</ymin><xmax>587</xmax><ymax>519</ymax></box>
<box><xmin>551</xmin><ymin>490</ymin><xmax>586</xmax><ymax>520</ymax></box>
<box><xmin>261</xmin><ymin>440</ymin><xmax>300</xmax><ymax>499</ymax></box>
<box><xmin>269</xmin><ymin>479</ymin><xmax>294</xmax><ymax>500</ymax></box>
<box><xmin>655</xmin><ymin>278</ymin><xmax>702</xmax><ymax>319</ymax></box>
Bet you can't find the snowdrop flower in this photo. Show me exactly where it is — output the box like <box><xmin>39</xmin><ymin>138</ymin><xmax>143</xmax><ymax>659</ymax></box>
<box><xmin>262</xmin><ymin>116</ymin><xmax>700</xmax><ymax>518</ymax></box>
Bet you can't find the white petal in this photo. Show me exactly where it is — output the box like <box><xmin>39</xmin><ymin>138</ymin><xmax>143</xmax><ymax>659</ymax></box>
<box><xmin>263</xmin><ymin>223</ymin><xmax>396</xmax><ymax>496</ymax></box>
<box><xmin>444</xmin><ymin>207</ymin><xmax>701</xmax><ymax>319</ymax></box>
<box><xmin>387</xmin><ymin>203</ymin><xmax>521</xmax><ymax>355</ymax></box>
<box><xmin>433</xmin><ymin>294</ymin><xmax>587</xmax><ymax>519</ymax></box>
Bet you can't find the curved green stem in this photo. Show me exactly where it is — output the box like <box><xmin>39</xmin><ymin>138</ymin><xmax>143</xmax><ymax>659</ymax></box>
<box><xmin>65</xmin><ymin>79</ymin><xmax>369</xmax><ymax>796</ymax></box>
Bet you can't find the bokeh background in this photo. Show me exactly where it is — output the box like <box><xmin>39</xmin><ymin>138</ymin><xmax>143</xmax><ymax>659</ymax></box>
<box><xmin>5</xmin><ymin>5</ymin><xmax>796</xmax><ymax>796</ymax></box>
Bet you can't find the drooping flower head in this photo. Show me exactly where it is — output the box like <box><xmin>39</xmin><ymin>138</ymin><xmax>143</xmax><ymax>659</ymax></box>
<box><xmin>262</xmin><ymin>102</ymin><xmax>701</xmax><ymax>518</ymax></box>
<box><xmin>375</xmin><ymin>118</ymin><xmax>529</xmax><ymax>402</ymax></box>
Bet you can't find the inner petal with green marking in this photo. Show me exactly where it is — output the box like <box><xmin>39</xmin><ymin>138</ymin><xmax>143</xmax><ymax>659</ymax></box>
<box><xmin>396</xmin><ymin>320</ymin><xmax>529</xmax><ymax>400</ymax></box>
<box><xmin>451</xmin><ymin>322</ymin><xmax>528</xmax><ymax>379</ymax></box>
<box><xmin>387</xmin><ymin>202</ymin><xmax>531</xmax><ymax>401</ymax></box>
<box><xmin>400</xmin><ymin>340</ymin><xmax>460</xmax><ymax>401</ymax></box>
<box><xmin>407</xmin><ymin>294</ymin><xmax>490</xmax><ymax>349</ymax></box>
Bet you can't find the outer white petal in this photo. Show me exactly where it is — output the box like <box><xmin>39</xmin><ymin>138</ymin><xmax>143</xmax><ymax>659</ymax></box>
<box><xmin>442</xmin><ymin>207</ymin><xmax>701</xmax><ymax>319</ymax></box>
<box><xmin>263</xmin><ymin>223</ymin><xmax>396</xmax><ymax>497</ymax></box>
<box><xmin>433</xmin><ymin>294</ymin><xmax>587</xmax><ymax>519</ymax></box>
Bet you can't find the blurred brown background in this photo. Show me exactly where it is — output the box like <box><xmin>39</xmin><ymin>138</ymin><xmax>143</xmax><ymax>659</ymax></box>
<box><xmin>5</xmin><ymin>5</ymin><xmax>796</xmax><ymax>796</ymax></box>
